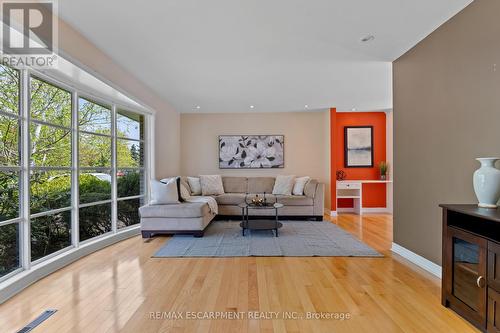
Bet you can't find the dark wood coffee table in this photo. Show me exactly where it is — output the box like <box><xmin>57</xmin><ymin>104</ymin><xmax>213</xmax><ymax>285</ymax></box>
<box><xmin>238</xmin><ymin>202</ymin><xmax>284</xmax><ymax>237</ymax></box>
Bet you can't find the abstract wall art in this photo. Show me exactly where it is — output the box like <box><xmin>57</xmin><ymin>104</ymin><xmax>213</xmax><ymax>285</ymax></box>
<box><xmin>344</xmin><ymin>126</ymin><xmax>373</xmax><ymax>167</ymax></box>
<box><xmin>219</xmin><ymin>135</ymin><xmax>284</xmax><ymax>169</ymax></box>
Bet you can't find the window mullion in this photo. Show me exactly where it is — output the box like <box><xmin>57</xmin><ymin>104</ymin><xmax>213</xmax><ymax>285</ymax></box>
<box><xmin>111</xmin><ymin>105</ymin><xmax>117</xmax><ymax>234</ymax></box>
<box><xmin>71</xmin><ymin>91</ymin><xmax>79</xmax><ymax>247</ymax></box>
<box><xmin>20</xmin><ymin>69</ymin><xmax>31</xmax><ymax>270</ymax></box>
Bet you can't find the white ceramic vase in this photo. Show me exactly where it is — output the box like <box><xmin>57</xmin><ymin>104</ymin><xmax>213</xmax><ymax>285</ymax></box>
<box><xmin>473</xmin><ymin>157</ymin><xmax>500</xmax><ymax>208</ymax></box>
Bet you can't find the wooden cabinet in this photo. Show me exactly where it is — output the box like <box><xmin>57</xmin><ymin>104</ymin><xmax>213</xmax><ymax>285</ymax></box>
<box><xmin>489</xmin><ymin>242</ymin><xmax>500</xmax><ymax>292</ymax></box>
<box><xmin>489</xmin><ymin>242</ymin><xmax>500</xmax><ymax>333</ymax></box>
<box><xmin>488</xmin><ymin>288</ymin><xmax>500</xmax><ymax>333</ymax></box>
<box><xmin>441</xmin><ymin>205</ymin><xmax>500</xmax><ymax>333</ymax></box>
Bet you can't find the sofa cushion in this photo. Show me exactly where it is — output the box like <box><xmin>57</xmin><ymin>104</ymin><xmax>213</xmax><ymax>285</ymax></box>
<box><xmin>215</xmin><ymin>193</ymin><xmax>247</xmax><ymax>205</ymax></box>
<box><xmin>272</xmin><ymin>175</ymin><xmax>296</xmax><ymax>195</ymax></box>
<box><xmin>160</xmin><ymin>177</ymin><xmax>185</xmax><ymax>202</ymax></box>
<box><xmin>200</xmin><ymin>175</ymin><xmax>225</xmax><ymax>195</ymax></box>
<box><xmin>139</xmin><ymin>202</ymin><xmax>210</xmax><ymax>218</ymax></box>
<box><xmin>304</xmin><ymin>179</ymin><xmax>318</xmax><ymax>198</ymax></box>
<box><xmin>292</xmin><ymin>176</ymin><xmax>310</xmax><ymax>195</ymax></box>
<box><xmin>247</xmin><ymin>177</ymin><xmax>275</xmax><ymax>193</ymax></box>
<box><xmin>187</xmin><ymin>177</ymin><xmax>202</xmax><ymax>195</ymax></box>
<box><xmin>222</xmin><ymin>177</ymin><xmax>247</xmax><ymax>193</ymax></box>
<box><xmin>151</xmin><ymin>179</ymin><xmax>179</xmax><ymax>205</ymax></box>
<box><xmin>275</xmin><ymin>195</ymin><xmax>313</xmax><ymax>206</ymax></box>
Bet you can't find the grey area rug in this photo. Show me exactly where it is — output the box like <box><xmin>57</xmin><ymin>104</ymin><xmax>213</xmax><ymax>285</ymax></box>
<box><xmin>153</xmin><ymin>221</ymin><xmax>382</xmax><ymax>257</ymax></box>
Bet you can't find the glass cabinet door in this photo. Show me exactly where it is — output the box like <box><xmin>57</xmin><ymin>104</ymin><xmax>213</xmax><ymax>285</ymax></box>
<box><xmin>453</xmin><ymin>237</ymin><xmax>481</xmax><ymax>311</ymax></box>
<box><xmin>446</xmin><ymin>226</ymin><xmax>487</xmax><ymax>327</ymax></box>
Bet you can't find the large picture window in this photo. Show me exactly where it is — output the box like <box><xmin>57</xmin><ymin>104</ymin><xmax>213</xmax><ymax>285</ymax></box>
<box><xmin>0</xmin><ymin>63</ymin><xmax>149</xmax><ymax>281</ymax></box>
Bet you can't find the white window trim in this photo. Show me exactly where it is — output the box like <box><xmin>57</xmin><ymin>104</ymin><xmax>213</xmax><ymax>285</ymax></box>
<box><xmin>0</xmin><ymin>219</ymin><xmax>22</xmax><ymax>227</ymax></box>
<box><xmin>117</xmin><ymin>194</ymin><xmax>145</xmax><ymax>201</ymax></box>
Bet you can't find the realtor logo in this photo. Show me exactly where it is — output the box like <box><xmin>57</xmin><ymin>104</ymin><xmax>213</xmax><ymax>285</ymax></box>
<box><xmin>1</xmin><ymin>0</ymin><xmax>58</xmax><ymax>68</ymax></box>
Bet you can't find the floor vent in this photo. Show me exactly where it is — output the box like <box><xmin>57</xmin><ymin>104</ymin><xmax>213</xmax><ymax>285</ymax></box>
<box><xmin>17</xmin><ymin>309</ymin><xmax>57</xmax><ymax>333</ymax></box>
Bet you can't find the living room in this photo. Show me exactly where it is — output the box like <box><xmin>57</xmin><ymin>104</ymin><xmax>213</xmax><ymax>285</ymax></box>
<box><xmin>1</xmin><ymin>0</ymin><xmax>499</xmax><ymax>332</ymax></box>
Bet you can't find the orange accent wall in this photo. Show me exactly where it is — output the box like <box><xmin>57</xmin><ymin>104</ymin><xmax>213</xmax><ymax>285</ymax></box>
<box><xmin>333</xmin><ymin>111</ymin><xmax>387</xmax><ymax>208</ymax></box>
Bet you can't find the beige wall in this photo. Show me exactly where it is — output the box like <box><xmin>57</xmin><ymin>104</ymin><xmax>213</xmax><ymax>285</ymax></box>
<box><xmin>393</xmin><ymin>0</ymin><xmax>500</xmax><ymax>265</ymax></box>
<box><xmin>180</xmin><ymin>111</ymin><xmax>331</xmax><ymax>210</ymax></box>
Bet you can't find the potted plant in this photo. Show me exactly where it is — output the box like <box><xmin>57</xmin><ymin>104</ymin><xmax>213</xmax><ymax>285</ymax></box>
<box><xmin>379</xmin><ymin>161</ymin><xmax>388</xmax><ymax>180</ymax></box>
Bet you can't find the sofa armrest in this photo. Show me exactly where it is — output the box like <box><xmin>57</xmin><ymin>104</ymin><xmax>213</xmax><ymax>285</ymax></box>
<box><xmin>313</xmin><ymin>183</ymin><xmax>325</xmax><ymax>216</ymax></box>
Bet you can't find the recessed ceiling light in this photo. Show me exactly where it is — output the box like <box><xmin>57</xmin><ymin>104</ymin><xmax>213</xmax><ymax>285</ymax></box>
<box><xmin>361</xmin><ymin>35</ymin><xmax>375</xmax><ymax>42</ymax></box>
<box><xmin>195</xmin><ymin>105</ymin><xmax>201</xmax><ymax>109</ymax></box>
<box><xmin>250</xmin><ymin>105</ymin><xmax>255</xmax><ymax>109</ymax></box>
<box><xmin>351</xmin><ymin>107</ymin><xmax>357</xmax><ymax>111</ymax></box>
<box><xmin>304</xmin><ymin>105</ymin><xmax>309</xmax><ymax>109</ymax></box>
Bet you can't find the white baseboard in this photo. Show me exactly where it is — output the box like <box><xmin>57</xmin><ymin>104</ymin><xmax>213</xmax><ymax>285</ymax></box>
<box><xmin>337</xmin><ymin>207</ymin><xmax>390</xmax><ymax>214</ymax></box>
<box><xmin>362</xmin><ymin>207</ymin><xmax>391</xmax><ymax>214</ymax></box>
<box><xmin>330</xmin><ymin>210</ymin><xmax>337</xmax><ymax>217</ymax></box>
<box><xmin>391</xmin><ymin>242</ymin><xmax>442</xmax><ymax>278</ymax></box>
<box><xmin>0</xmin><ymin>227</ymin><xmax>140</xmax><ymax>304</ymax></box>
<box><xmin>337</xmin><ymin>208</ymin><xmax>355</xmax><ymax>213</ymax></box>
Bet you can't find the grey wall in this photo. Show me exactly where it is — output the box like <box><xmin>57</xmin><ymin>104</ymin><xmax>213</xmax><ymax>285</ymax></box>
<box><xmin>393</xmin><ymin>0</ymin><xmax>500</xmax><ymax>265</ymax></box>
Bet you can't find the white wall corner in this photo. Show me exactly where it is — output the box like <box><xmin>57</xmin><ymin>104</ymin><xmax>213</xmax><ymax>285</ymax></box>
<box><xmin>391</xmin><ymin>242</ymin><xmax>442</xmax><ymax>278</ymax></box>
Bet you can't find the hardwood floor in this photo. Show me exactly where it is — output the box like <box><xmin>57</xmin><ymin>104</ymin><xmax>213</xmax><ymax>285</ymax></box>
<box><xmin>0</xmin><ymin>214</ymin><xmax>478</xmax><ymax>333</ymax></box>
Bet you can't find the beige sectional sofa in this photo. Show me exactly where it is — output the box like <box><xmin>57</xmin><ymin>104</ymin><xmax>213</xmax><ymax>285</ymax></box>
<box><xmin>139</xmin><ymin>176</ymin><xmax>324</xmax><ymax>238</ymax></box>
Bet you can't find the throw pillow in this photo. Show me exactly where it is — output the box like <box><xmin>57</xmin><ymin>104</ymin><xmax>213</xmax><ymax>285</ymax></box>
<box><xmin>160</xmin><ymin>177</ymin><xmax>184</xmax><ymax>202</ymax></box>
<box><xmin>180</xmin><ymin>183</ymin><xmax>191</xmax><ymax>200</ymax></box>
<box><xmin>200</xmin><ymin>175</ymin><xmax>225</xmax><ymax>196</ymax></box>
<box><xmin>187</xmin><ymin>176</ymin><xmax>202</xmax><ymax>195</ymax></box>
<box><xmin>272</xmin><ymin>175</ymin><xmax>296</xmax><ymax>195</ymax></box>
<box><xmin>292</xmin><ymin>176</ymin><xmax>311</xmax><ymax>195</ymax></box>
<box><xmin>150</xmin><ymin>179</ymin><xmax>179</xmax><ymax>205</ymax></box>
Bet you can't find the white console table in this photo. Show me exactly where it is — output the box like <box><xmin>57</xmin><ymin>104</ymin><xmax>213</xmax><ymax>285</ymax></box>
<box><xmin>336</xmin><ymin>180</ymin><xmax>393</xmax><ymax>215</ymax></box>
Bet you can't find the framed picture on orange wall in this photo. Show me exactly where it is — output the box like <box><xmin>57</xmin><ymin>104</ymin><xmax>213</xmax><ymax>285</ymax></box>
<box><xmin>344</xmin><ymin>126</ymin><xmax>373</xmax><ymax>168</ymax></box>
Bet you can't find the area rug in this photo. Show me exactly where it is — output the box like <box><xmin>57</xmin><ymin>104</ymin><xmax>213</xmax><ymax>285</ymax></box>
<box><xmin>153</xmin><ymin>221</ymin><xmax>382</xmax><ymax>257</ymax></box>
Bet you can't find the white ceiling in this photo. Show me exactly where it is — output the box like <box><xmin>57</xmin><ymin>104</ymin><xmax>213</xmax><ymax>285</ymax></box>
<box><xmin>58</xmin><ymin>0</ymin><xmax>472</xmax><ymax>113</ymax></box>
